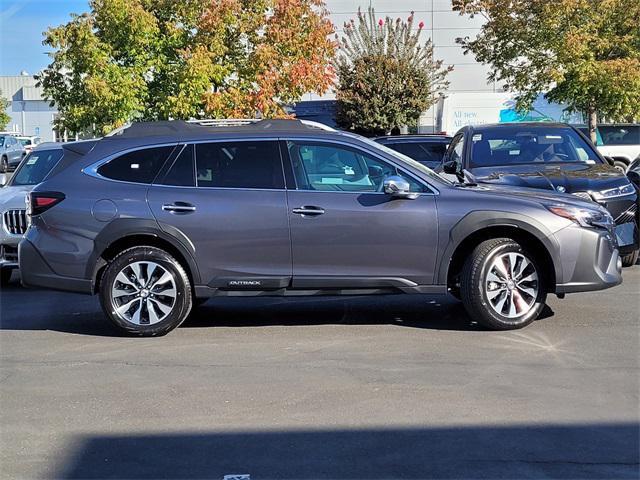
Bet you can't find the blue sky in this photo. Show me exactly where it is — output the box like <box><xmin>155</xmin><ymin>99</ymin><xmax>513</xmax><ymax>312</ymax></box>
<box><xmin>0</xmin><ymin>0</ymin><xmax>89</xmax><ymax>76</ymax></box>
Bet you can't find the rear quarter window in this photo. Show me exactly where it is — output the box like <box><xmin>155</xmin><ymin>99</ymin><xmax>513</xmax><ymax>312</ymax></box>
<box><xmin>97</xmin><ymin>146</ymin><xmax>176</xmax><ymax>184</ymax></box>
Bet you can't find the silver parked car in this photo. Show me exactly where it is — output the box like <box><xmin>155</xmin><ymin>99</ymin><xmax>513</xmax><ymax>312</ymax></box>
<box><xmin>0</xmin><ymin>134</ymin><xmax>26</xmax><ymax>172</ymax></box>
<box><xmin>19</xmin><ymin>120</ymin><xmax>623</xmax><ymax>335</ymax></box>
<box><xmin>0</xmin><ymin>143</ymin><xmax>65</xmax><ymax>284</ymax></box>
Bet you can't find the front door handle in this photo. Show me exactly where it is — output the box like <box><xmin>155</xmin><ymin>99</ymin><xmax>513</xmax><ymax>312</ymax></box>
<box><xmin>162</xmin><ymin>202</ymin><xmax>196</xmax><ymax>213</ymax></box>
<box><xmin>292</xmin><ymin>206</ymin><xmax>325</xmax><ymax>216</ymax></box>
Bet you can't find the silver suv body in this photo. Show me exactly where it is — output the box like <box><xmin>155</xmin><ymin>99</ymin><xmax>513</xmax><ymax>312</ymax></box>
<box><xmin>19</xmin><ymin>120</ymin><xmax>623</xmax><ymax>335</ymax></box>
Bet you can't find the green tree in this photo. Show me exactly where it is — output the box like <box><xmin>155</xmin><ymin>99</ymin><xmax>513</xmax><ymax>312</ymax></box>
<box><xmin>336</xmin><ymin>8</ymin><xmax>452</xmax><ymax>136</ymax></box>
<box><xmin>38</xmin><ymin>0</ymin><xmax>335</xmax><ymax>135</ymax></box>
<box><xmin>0</xmin><ymin>89</ymin><xmax>10</xmax><ymax>130</ymax></box>
<box><xmin>453</xmin><ymin>0</ymin><xmax>640</xmax><ymax>142</ymax></box>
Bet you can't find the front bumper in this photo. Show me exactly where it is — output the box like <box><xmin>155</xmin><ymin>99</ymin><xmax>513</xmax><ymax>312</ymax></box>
<box><xmin>554</xmin><ymin>225</ymin><xmax>622</xmax><ymax>294</ymax></box>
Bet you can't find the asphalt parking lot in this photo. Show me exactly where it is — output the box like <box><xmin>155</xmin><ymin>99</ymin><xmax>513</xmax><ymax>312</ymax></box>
<box><xmin>1</xmin><ymin>266</ymin><xmax>639</xmax><ymax>479</ymax></box>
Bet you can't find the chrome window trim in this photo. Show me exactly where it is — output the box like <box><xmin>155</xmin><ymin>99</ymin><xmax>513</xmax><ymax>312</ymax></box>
<box><xmin>83</xmin><ymin>135</ymin><xmax>441</xmax><ymax>195</ymax></box>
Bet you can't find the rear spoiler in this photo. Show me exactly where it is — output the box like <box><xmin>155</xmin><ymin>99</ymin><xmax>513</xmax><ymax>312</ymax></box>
<box><xmin>62</xmin><ymin>140</ymin><xmax>99</xmax><ymax>156</ymax></box>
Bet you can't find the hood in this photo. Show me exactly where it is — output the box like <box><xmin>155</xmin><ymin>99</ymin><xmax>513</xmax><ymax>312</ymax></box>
<box><xmin>0</xmin><ymin>185</ymin><xmax>32</xmax><ymax>211</ymax></box>
<box><xmin>458</xmin><ymin>182</ymin><xmax>604</xmax><ymax>211</ymax></box>
<box><xmin>469</xmin><ymin>162</ymin><xmax>630</xmax><ymax>194</ymax></box>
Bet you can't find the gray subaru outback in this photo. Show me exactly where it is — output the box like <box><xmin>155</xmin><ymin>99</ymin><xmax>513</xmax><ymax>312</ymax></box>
<box><xmin>19</xmin><ymin>120</ymin><xmax>622</xmax><ymax>336</ymax></box>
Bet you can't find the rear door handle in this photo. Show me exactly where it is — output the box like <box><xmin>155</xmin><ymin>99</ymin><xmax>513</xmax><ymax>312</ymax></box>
<box><xmin>292</xmin><ymin>206</ymin><xmax>325</xmax><ymax>216</ymax></box>
<box><xmin>162</xmin><ymin>202</ymin><xmax>196</xmax><ymax>213</ymax></box>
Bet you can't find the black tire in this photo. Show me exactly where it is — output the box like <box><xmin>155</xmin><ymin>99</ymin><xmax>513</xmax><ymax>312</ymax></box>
<box><xmin>99</xmin><ymin>246</ymin><xmax>192</xmax><ymax>336</ymax></box>
<box><xmin>0</xmin><ymin>156</ymin><xmax>8</xmax><ymax>173</ymax></box>
<box><xmin>621</xmin><ymin>249</ymin><xmax>639</xmax><ymax>267</ymax></box>
<box><xmin>460</xmin><ymin>238</ymin><xmax>547</xmax><ymax>330</ymax></box>
<box><xmin>0</xmin><ymin>268</ymin><xmax>12</xmax><ymax>286</ymax></box>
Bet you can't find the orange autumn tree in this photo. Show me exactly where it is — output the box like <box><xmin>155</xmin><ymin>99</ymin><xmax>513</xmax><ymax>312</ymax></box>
<box><xmin>39</xmin><ymin>0</ymin><xmax>336</xmax><ymax>135</ymax></box>
<box><xmin>201</xmin><ymin>0</ymin><xmax>336</xmax><ymax>118</ymax></box>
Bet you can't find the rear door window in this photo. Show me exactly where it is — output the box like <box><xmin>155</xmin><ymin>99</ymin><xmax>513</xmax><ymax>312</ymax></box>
<box><xmin>161</xmin><ymin>144</ymin><xmax>195</xmax><ymax>187</ymax></box>
<box><xmin>97</xmin><ymin>145</ymin><xmax>176</xmax><ymax>184</ymax></box>
<box><xmin>195</xmin><ymin>141</ymin><xmax>284</xmax><ymax>189</ymax></box>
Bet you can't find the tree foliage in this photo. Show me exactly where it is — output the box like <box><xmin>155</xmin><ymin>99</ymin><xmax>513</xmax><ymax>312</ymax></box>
<box><xmin>0</xmin><ymin>90</ymin><xmax>10</xmax><ymax>130</ymax></box>
<box><xmin>38</xmin><ymin>0</ymin><xmax>335</xmax><ymax>135</ymax></box>
<box><xmin>335</xmin><ymin>8</ymin><xmax>452</xmax><ymax>135</ymax></box>
<box><xmin>453</xmin><ymin>0</ymin><xmax>640</xmax><ymax>138</ymax></box>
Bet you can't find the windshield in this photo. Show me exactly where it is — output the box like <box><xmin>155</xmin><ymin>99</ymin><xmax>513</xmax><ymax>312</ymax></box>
<box><xmin>18</xmin><ymin>138</ymin><xmax>32</xmax><ymax>146</ymax></box>
<box><xmin>349</xmin><ymin>134</ymin><xmax>453</xmax><ymax>185</ymax></box>
<box><xmin>469</xmin><ymin>127</ymin><xmax>603</xmax><ymax>168</ymax></box>
<box><xmin>11</xmin><ymin>149</ymin><xmax>64</xmax><ymax>186</ymax></box>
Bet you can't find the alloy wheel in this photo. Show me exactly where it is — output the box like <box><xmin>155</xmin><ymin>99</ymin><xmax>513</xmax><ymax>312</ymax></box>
<box><xmin>485</xmin><ymin>252</ymin><xmax>539</xmax><ymax>319</ymax></box>
<box><xmin>111</xmin><ymin>261</ymin><xmax>177</xmax><ymax>325</ymax></box>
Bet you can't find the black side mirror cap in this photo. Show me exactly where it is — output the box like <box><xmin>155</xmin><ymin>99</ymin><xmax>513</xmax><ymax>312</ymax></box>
<box><xmin>443</xmin><ymin>160</ymin><xmax>459</xmax><ymax>174</ymax></box>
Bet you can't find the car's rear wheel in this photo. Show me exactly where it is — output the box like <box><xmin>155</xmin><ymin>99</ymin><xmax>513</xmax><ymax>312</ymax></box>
<box><xmin>99</xmin><ymin>246</ymin><xmax>192</xmax><ymax>336</ymax></box>
<box><xmin>460</xmin><ymin>238</ymin><xmax>546</xmax><ymax>330</ymax></box>
<box><xmin>621</xmin><ymin>248</ymin><xmax>639</xmax><ymax>267</ymax></box>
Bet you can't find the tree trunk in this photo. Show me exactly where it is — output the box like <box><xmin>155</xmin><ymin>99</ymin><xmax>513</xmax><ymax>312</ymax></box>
<box><xmin>587</xmin><ymin>106</ymin><xmax>597</xmax><ymax>144</ymax></box>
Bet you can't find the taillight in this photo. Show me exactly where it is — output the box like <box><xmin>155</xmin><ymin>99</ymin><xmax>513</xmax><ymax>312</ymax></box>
<box><xmin>26</xmin><ymin>191</ymin><xmax>65</xmax><ymax>216</ymax></box>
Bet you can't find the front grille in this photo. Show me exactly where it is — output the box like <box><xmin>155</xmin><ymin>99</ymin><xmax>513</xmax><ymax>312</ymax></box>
<box><xmin>3</xmin><ymin>209</ymin><xmax>28</xmax><ymax>235</ymax></box>
<box><xmin>615</xmin><ymin>203</ymin><xmax>638</xmax><ymax>226</ymax></box>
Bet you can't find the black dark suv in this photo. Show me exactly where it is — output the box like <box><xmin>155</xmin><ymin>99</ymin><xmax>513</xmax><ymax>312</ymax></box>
<box><xmin>19</xmin><ymin>120</ymin><xmax>623</xmax><ymax>336</ymax></box>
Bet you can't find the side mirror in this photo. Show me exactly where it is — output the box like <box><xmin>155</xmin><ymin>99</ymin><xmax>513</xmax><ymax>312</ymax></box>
<box><xmin>443</xmin><ymin>159</ymin><xmax>459</xmax><ymax>175</ymax></box>
<box><xmin>604</xmin><ymin>156</ymin><xmax>616</xmax><ymax>167</ymax></box>
<box><xmin>383</xmin><ymin>175</ymin><xmax>418</xmax><ymax>199</ymax></box>
<box><xmin>0</xmin><ymin>174</ymin><xmax>7</xmax><ymax>188</ymax></box>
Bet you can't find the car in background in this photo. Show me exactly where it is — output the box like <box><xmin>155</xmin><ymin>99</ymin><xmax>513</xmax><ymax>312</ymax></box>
<box><xmin>0</xmin><ymin>134</ymin><xmax>26</xmax><ymax>173</ymax></box>
<box><xmin>627</xmin><ymin>156</ymin><xmax>640</xmax><ymax>190</ymax></box>
<box><xmin>16</xmin><ymin>136</ymin><xmax>41</xmax><ymax>156</ymax></box>
<box><xmin>576</xmin><ymin>124</ymin><xmax>640</xmax><ymax>172</ymax></box>
<box><xmin>0</xmin><ymin>143</ymin><xmax>65</xmax><ymax>285</ymax></box>
<box><xmin>373</xmin><ymin>135</ymin><xmax>451</xmax><ymax>169</ymax></box>
<box><xmin>439</xmin><ymin>123</ymin><xmax>639</xmax><ymax>267</ymax></box>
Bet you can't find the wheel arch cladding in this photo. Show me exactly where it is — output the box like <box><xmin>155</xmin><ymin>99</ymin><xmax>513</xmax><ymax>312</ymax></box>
<box><xmin>89</xmin><ymin>218</ymin><xmax>201</xmax><ymax>293</ymax></box>
<box><xmin>439</xmin><ymin>211</ymin><xmax>560</xmax><ymax>293</ymax></box>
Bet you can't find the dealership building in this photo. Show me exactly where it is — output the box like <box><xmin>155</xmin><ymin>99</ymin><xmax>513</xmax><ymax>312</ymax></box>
<box><xmin>1</xmin><ymin>0</ymin><xmax>500</xmax><ymax>138</ymax></box>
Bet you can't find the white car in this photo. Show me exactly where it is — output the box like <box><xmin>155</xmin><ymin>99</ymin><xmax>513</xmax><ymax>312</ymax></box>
<box><xmin>578</xmin><ymin>124</ymin><xmax>640</xmax><ymax>172</ymax></box>
<box><xmin>16</xmin><ymin>136</ymin><xmax>41</xmax><ymax>156</ymax></box>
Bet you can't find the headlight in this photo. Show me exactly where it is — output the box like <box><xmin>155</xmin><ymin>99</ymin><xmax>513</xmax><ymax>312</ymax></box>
<box><xmin>546</xmin><ymin>205</ymin><xmax>614</xmax><ymax>230</ymax></box>
<box><xmin>590</xmin><ymin>183</ymin><xmax>635</xmax><ymax>200</ymax></box>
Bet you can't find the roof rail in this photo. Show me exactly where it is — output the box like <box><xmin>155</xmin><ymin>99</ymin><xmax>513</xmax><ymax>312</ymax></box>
<box><xmin>187</xmin><ymin>118</ymin><xmax>261</xmax><ymax>127</ymax></box>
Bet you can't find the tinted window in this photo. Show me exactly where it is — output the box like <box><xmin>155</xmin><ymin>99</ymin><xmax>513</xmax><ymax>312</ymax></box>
<box><xmin>161</xmin><ymin>144</ymin><xmax>195</xmax><ymax>187</ymax></box>
<box><xmin>11</xmin><ymin>149</ymin><xmax>64</xmax><ymax>186</ymax></box>
<box><xmin>468</xmin><ymin>127</ymin><xmax>602</xmax><ymax>168</ymax></box>
<box><xmin>98</xmin><ymin>146</ymin><xmax>175</xmax><ymax>184</ymax></box>
<box><xmin>387</xmin><ymin>142</ymin><xmax>447</xmax><ymax>167</ymax></box>
<box><xmin>447</xmin><ymin>134</ymin><xmax>465</xmax><ymax>164</ymax></box>
<box><xmin>195</xmin><ymin>141</ymin><xmax>283</xmax><ymax>189</ymax></box>
<box><xmin>0</xmin><ymin>137</ymin><xmax>5</xmax><ymax>147</ymax></box>
<box><xmin>599</xmin><ymin>125</ymin><xmax>640</xmax><ymax>145</ymax></box>
<box><xmin>288</xmin><ymin>141</ymin><xmax>426</xmax><ymax>193</ymax></box>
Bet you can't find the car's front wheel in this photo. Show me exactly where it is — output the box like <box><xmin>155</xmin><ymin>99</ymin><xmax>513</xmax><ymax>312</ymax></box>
<box><xmin>460</xmin><ymin>238</ymin><xmax>547</xmax><ymax>330</ymax></box>
<box><xmin>99</xmin><ymin>246</ymin><xmax>192</xmax><ymax>336</ymax></box>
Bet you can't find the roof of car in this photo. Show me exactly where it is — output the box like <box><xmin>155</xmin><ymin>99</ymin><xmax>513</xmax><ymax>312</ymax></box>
<box><xmin>109</xmin><ymin>119</ymin><xmax>336</xmax><ymax>139</ymax></box>
<box><xmin>373</xmin><ymin>134</ymin><xmax>451</xmax><ymax>142</ymax></box>
<box><xmin>467</xmin><ymin>122</ymin><xmax>574</xmax><ymax>132</ymax></box>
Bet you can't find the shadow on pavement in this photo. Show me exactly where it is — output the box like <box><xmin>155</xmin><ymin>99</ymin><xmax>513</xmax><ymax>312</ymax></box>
<box><xmin>57</xmin><ymin>423</ymin><xmax>639</xmax><ymax>479</ymax></box>
<box><xmin>1</xmin><ymin>275</ymin><xmax>555</xmax><ymax>336</ymax></box>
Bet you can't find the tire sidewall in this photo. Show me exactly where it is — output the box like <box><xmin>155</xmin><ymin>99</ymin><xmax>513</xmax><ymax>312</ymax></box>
<box><xmin>99</xmin><ymin>247</ymin><xmax>192</xmax><ymax>336</ymax></box>
<box><xmin>476</xmin><ymin>242</ymin><xmax>545</xmax><ymax>329</ymax></box>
